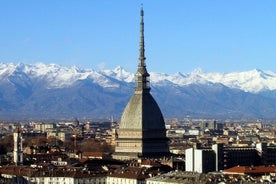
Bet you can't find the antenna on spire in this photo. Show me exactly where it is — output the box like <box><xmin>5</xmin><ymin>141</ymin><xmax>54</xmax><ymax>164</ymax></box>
<box><xmin>140</xmin><ymin>4</ymin><xmax>144</xmax><ymax>16</ymax></box>
<box><xmin>139</xmin><ymin>4</ymin><xmax>145</xmax><ymax>65</ymax></box>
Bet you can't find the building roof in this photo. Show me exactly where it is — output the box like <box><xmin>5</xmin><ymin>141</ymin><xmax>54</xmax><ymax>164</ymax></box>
<box><xmin>223</xmin><ymin>165</ymin><xmax>276</xmax><ymax>176</ymax></box>
<box><xmin>0</xmin><ymin>165</ymin><xmax>107</xmax><ymax>178</ymax></box>
<box><xmin>82</xmin><ymin>152</ymin><xmax>105</xmax><ymax>158</ymax></box>
<box><xmin>108</xmin><ymin>165</ymin><xmax>171</xmax><ymax>180</ymax></box>
<box><xmin>108</xmin><ymin>166</ymin><xmax>149</xmax><ymax>180</ymax></box>
<box><xmin>141</xmin><ymin>160</ymin><xmax>160</xmax><ymax>167</ymax></box>
<box><xmin>146</xmin><ymin>171</ymin><xmax>207</xmax><ymax>183</ymax></box>
<box><xmin>119</xmin><ymin>93</ymin><xmax>165</xmax><ymax>130</ymax></box>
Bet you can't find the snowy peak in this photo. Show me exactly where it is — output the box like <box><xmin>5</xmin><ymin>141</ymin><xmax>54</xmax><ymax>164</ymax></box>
<box><xmin>202</xmin><ymin>69</ymin><xmax>276</xmax><ymax>93</ymax></box>
<box><xmin>0</xmin><ymin>62</ymin><xmax>119</xmax><ymax>88</ymax></box>
<box><xmin>0</xmin><ymin>63</ymin><xmax>18</xmax><ymax>78</ymax></box>
<box><xmin>101</xmin><ymin>66</ymin><xmax>134</xmax><ymax>83</ymax></box>
<box><xmin>0</xmin><ymin>62</ymin><xmax>276</xmax><ymax>93</ymax></box>
<box><xmin>150</xmin><ymin>68</ymin><xmax>276</xmax><ymax>93</ymax></box>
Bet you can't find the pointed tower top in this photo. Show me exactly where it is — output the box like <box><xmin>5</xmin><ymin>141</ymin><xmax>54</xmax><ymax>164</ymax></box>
<box><xmin>15</xmin><ymin>126</ymin><xmax>21</xmax><ymax>133</ymax></box>
<box><xmin>139</xmin><ymin>5</ymin><xmax>145</xmax><ymax>66</ymax></box>
<box><xmin>135</xmin><ymin>6</ymin><xmax>150</xmax><ymax>93</ymax></box>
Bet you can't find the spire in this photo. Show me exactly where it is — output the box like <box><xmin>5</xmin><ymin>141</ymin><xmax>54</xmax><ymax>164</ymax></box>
<box><xmin>135</xmin><ymin>6</ymin><xmax>150</xmax><ymax>93</ymax></box>
<box><xmin>139</xmin><ymin>5</ymin><xmax>145</xmax><ymax>66</ymax></box>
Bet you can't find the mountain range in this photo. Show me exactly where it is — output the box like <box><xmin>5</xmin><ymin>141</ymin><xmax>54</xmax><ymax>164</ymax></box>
<box><xmin>1</xmin><ymin>62</ymin><xmax>276</xmax><ymax>121</ymax></box>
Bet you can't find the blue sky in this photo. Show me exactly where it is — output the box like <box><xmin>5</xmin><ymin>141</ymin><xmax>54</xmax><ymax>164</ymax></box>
<box><xmin>0</xmin><ymin>1</ymin><xmax>276</xmax><ymax>74</ymax></box>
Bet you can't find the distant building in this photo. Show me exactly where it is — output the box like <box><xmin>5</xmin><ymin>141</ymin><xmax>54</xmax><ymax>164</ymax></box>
<box><xmin>34</xmin><ymin>123</ymin><xmax>56</xmax><ymax>132</ymax></box>
<box><xmin>247</xmin><ymin>122</ymin><xmax>262</xmax><ymax>129</ymax></box>
<box><xmin>13</xmin><ymin>127</ymin><xmax>23</xmax><ymax>165</ymax></box>
<box><xmin>188</xmin><ymin>129</ymin><xmax>200</xmax><ymax>135</ymax></box>
<box><xmin>185</xmin><ymin>143</ymin><xmax>266</xmax><ymax>173</ymax></box>
<box><xmin>199</xmin><ymin>120</ymin><xmax>223</xmax><ymax>131</ymax></box>
<box><xmin>47</xmin><ymin>131</ymin><xmax>71</xmax><ymax>142</ymax></box>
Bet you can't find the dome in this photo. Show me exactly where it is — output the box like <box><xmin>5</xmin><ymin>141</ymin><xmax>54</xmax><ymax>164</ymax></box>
<box><xmin>119</xmin><ymin>93</ymin><xmax>165</xmax><ymax>131</ymax></box>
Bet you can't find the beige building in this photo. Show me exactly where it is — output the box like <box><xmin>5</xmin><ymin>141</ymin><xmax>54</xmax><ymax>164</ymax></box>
<box><xmin>34</xmin><ymin>123</ymin><xmax>55</xmax><ymax>132</ymax></box>
<box><xmin>47</xmin><ymin>131</ymin><xmax>71</xmax><ymax>142</ymax></box>
<box><xmin>106</xmin><ymin>167</ymin><xmax>148</xmax><ymax>184</ymax></box>
<box><xmin>0</xmin><ymin>165</ymin><xmax>106</xmax><ymax>184</ymax></box>
<box><xmin>113</xmin><ymin>7</ymin><xmax>169</xmax><ymax>160</ymax></box>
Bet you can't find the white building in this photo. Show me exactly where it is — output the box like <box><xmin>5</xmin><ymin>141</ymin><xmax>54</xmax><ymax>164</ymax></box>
<box><xmin>185</xmin><ymin>146</ymin><xmax>215</xmax><ymax>173</ymax></box>
<box><xmin>185</xmin><ymin>148</ymin><xmax>194</xmax><ymax>172</ymax></box>
<box><xmin>188</xmin><ymin>129</ymin><xmax>200</xmax><ymax>135</ymax></box>
<box><xmin>13</xmin><ymin>127</ymin><xmax>23</xmax><ymax>165</ymax></box>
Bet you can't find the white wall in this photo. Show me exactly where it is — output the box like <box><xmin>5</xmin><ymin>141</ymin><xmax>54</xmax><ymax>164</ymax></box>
<box><xmin>194</xmin><ymin>149</ymin><xmax>203</xmax><ymax>173</ymax></box>
<box><xmin>185</xmin><ymin>148</ymin><xmax>194</xmax><ymax>172</ymax></box>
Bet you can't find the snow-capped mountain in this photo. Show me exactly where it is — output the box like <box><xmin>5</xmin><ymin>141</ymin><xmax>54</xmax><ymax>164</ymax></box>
<box><xmin>149</xmin><ymin>68</ymin><xmax>276</xmax><ymax>93</ymax></box>
<box><xmin>0</xmin><ymin>62</ymin><xmax>276</xmax><ymax>120</ymax></box>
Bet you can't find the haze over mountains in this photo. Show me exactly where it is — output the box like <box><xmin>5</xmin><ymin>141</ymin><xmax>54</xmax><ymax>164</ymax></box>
<box><xmin>1</xmin><ymin>62</ymin><xmax>276</xmax><ymax>120</ymax></box>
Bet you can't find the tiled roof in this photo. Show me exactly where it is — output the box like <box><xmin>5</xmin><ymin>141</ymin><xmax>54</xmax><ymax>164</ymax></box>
<box><xmin>0</xmin><ymin>165</ymin><xmax>107</xmax><ymax>178</ymax></box>
<box><xmin>108</xmin><ymin>166</ymin><xmax>149</xmax><ymax>180</ymax></box>
<box><xmin>141</xmin><ymin>160</ymin><xmax>158</xmax><ymax>166</ymax></box>
<box><xmin>83</xmin><ymin>152</ymin><xmax>105</xmax><ymax>157</ymax></box>
<box><xmin>223</xmin><ymin>165</ymin><xmax>276</xmax><ymax>175</ymax></box>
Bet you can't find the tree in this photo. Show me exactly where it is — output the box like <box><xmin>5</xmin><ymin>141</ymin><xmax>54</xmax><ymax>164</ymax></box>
<box><xmin>80</xmin><ymin>138</ymin><xmax>114</xmax><ymax>152</ymax></box>
<box><xmin>0</xmin><ymin>135</ymin><xmax>14</xmax><ymax>153</ymax></box>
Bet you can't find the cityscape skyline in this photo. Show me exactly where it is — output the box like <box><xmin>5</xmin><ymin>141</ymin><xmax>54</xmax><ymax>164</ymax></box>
<box><xmin>2</xmin><ymin>2</ymin><xmax>276</xmax><ymax>182</ymax></box>
<box><xmin>1</xmin><ymin>1</ymin><xmax>276</xmax><ymax>74</ymax></box>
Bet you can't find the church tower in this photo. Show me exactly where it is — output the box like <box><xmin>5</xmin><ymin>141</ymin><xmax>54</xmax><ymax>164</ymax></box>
<box><xmin>14</xmin><ymin>127</ymin><xmax>23</xmax><ymax>165</ymax></box>
<box><xmin>113</xmin><ymin>7</ymin><xmax>170</xmax><ymax>160</ymax></box>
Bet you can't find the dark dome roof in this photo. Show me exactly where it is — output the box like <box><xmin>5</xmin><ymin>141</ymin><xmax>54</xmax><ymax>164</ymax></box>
<box><xmin>119</xmin><ymin>92</ymin><xmax>165</xmax><ymax>130</ymax></box>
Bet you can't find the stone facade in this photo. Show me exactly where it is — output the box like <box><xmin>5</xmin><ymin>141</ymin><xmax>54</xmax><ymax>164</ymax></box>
<box><xmin>113</xmin><ymin>7</ymin><xmax>169</xmax><ymax>160</ymax></box>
